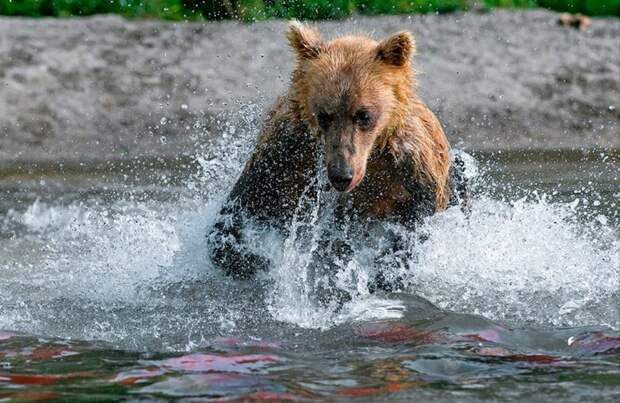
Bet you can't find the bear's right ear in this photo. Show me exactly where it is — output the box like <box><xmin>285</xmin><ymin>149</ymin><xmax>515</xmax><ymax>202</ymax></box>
<box><xmin>287</xmin><ymin>21</ymin><xmax>322</xmax><ymax>60</ymax></box>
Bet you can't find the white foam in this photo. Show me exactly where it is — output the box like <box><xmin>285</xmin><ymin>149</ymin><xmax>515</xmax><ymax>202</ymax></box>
<box><xmin>2</xmin><ymin>200</ymin><xmax>184</xmax><ymax>301</ymax></box>
<box><xmin>405</xmin><ymin>195</ymin><xmax>619</xmax><ymax>328</ymax></box>
<box><xmin>260</xmin><ymin>190</ymin><xmax>619</xmax><ymax>330</ymax></box>
<box><xmin>0</xmin><ymin>118</ymin><xmax>618</xmax><ymax>344</ymax></box>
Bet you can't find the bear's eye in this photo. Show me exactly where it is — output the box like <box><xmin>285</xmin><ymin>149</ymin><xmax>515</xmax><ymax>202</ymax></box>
<box><xmin>354</xmin><ymin>109</ymin><xmax>373</xmax><ymax>130</ymax></box>
<box><xmin>316</xmin><ymin>111</ymin><xmax>332</xmax><ymax>131</ymax></box>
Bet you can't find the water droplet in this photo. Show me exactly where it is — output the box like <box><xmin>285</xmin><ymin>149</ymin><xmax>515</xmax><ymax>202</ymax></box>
<box><xmin>595</xmin><ymin>215</ymin><xmax>608</xmax><ymax>225</ymax></box>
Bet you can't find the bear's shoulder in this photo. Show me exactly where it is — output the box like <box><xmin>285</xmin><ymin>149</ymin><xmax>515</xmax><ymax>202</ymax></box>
<box><xmin>381</xmin><ymin>98</ymin><xmax>452</xmax><ymax>210</ymax></box>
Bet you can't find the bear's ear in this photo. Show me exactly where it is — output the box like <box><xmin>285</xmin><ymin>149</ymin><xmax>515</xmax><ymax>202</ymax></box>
<box><xmin>376</xmin><ymin>31</ymin><xmax>415</xmax><ymax>67</ymax></box>
<box><xmin>287</xmin><ymin>20</ymin><xmax>322</xmax><ymax>60</ymax></box>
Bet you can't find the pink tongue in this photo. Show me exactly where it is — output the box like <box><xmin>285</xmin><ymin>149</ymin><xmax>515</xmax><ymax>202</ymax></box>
<box><xmin>346</xmin><ymin>173</ymin><xmax>364</xmax><ymax>192</ymax></box>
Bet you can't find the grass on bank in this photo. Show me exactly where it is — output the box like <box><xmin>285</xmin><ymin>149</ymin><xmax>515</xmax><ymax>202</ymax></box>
<box><xmin>0</xmin><ymin>0</ymin><xmax>618</xmax><ymax>21</ymax></box>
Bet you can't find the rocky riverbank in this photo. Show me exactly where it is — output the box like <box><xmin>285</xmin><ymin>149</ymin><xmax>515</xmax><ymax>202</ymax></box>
<box><xmin>0</xmin><ymin>10</ymin><xmax>618</xmax><ymax>169</ymax></box>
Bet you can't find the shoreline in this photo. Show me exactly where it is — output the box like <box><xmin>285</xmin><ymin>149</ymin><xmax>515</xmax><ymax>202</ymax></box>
<box><xmin>2</xmin><ymin>148</ymin><xmax>617</xmax><ymax>177</ymax></box>
<box><xmin>0</xmin><ymin>10</ymin><xmax>618</xmax><ymax>168</ymax></box>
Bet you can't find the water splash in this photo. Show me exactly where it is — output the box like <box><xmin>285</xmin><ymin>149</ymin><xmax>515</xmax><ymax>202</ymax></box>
<box><xmin>0</xmin><ymin>110</ymin><xmax>618</xmax><ymax>347</ymax></box>
<box><xmin>400</xmin><ymin>195</ymin><xmax>618</xmax><ymax>328</ymax></box>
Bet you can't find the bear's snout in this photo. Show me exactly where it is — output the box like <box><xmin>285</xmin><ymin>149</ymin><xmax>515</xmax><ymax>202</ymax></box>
<box><xmin>327</xmin><ymin>160</ymin><xmax>353</xmax><ymax>192</ymax></box>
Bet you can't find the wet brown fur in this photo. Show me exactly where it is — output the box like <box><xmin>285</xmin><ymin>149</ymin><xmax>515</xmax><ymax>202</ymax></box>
<box><xmin>283</xmin><ymin>22</ymin><xmax>451</xmax><ymax>213</ymax></box>
<box><xmin>209</xmin><ymin>23</ymin><xmax>455</xmax><ymax>279</ymax></box>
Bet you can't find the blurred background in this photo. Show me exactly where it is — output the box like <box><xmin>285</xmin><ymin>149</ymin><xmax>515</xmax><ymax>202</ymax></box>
<box><xmin>1</xmin><ymin>0</ymin><xmax>618</xmax><ymax>167</ymax></box>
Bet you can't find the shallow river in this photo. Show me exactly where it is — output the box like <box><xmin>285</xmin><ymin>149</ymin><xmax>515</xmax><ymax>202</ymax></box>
<box><xmin>0</xmin><ymin>128</ymin><xmax>618</xmax><ymax>400</ymax></box>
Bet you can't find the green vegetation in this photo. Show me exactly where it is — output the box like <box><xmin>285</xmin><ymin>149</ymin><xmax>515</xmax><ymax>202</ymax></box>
<box><xmin>537</xmin><ymin>0</ymin><xmax>620</xmax><ymax>15</ymax></box>
<box><xmin>483</xmin><ymin>0</ymin><xmax>619</xmax><ymax>15</ymax></box>
<box><xmin>0</xmin><ymin>0</ymin><xmax>189</xmax><ymax>19</ymax></box>
<box><xmin>0</xmin><ymin>0</ymin><xmax>618</xmax><ymax>21</ymax></box>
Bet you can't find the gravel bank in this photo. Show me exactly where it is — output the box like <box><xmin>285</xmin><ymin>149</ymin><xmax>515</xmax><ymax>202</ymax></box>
<box><xmin>0</xmin><ymin>10</ymin><xmax>618</xmax><ymax>168</ymax></box>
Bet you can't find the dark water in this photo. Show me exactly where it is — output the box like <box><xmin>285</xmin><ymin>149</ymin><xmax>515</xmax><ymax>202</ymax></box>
<box><xmin>0</xmin><ymin>147</ymin><xmax>618</xmax><ymax>401</ymax></box>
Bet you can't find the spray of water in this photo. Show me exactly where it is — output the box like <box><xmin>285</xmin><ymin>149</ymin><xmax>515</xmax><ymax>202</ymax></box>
<box><xmin>0</xmin><ymin>106</ymin><xmax>618</xmax><ymax>348</ymax></box>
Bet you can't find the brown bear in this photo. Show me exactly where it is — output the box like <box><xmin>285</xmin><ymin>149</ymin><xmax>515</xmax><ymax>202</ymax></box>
<box><xmin>208</xmin><ymin>22</ymin><xmax>467</xmax><ymax>284</ymax></box>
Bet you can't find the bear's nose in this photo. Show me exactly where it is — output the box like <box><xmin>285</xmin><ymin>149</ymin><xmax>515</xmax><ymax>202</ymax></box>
<box><xmin>328</xmin><ymin>164</ymin><xmax>353</xmax><ymax>192</ymax></box>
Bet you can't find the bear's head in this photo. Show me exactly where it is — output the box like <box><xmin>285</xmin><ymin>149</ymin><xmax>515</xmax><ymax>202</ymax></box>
<box><xmin>287</xmin><ymin>21</ymin><xmax>415</xmax><ymax>192</ymax></box>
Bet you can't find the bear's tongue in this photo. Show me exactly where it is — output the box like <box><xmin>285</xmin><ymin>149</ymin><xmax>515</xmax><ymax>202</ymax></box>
<box><xmin>345</xmin><ymin>172</ymin><xmax>365</xmax><ymax>193</ymax></box>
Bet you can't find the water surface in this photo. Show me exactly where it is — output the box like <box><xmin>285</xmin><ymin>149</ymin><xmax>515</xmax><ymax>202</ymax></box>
<box><xmin>0</xmin><ymin>135</ymin><xmax>618</xmax><ymax>400</ymax></box>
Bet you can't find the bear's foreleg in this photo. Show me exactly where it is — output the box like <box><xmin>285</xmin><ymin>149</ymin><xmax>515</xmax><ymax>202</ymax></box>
<box><xmin>306</xmin><ymin>202</ymin><xmax>357</xmax><ymax>306</ymax></box>
<box><xmin>208</xmin><ymin>114</ymin><xmax>319</xmax><ymax>279</ymax></box>
<box><xmin>448</xmin><ymin>152</ymin><xmax>470</xmax><ymax>212</ymax></box>
<box><xmin>208</xmin><ymin>204</ymin><xmax>271</xmax><ymax>279</ymax></box>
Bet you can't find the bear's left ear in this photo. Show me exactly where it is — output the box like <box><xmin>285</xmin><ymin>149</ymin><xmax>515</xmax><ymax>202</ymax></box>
<box><xmin>377</xmin><ymin>31</ymin><xmax>415</xmax><ymax>67</ymax></box>
<box><xmin>287</xmin><ymin>20</ymin><xmax>323</xmax><ymax>60</ymax></box>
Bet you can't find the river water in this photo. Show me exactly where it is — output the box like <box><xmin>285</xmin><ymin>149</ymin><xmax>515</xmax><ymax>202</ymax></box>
<box><xmin>0</xmin><ymin>124</ymin><xmax>618</xmax><ymax>400</ymax></box>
